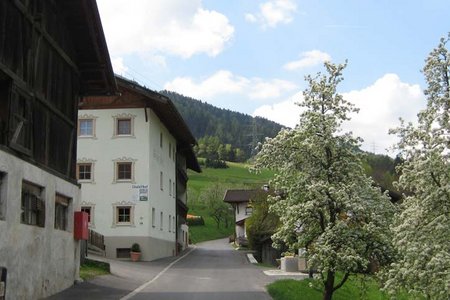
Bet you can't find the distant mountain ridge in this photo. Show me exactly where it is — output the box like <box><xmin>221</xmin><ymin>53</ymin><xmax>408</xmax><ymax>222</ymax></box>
<box><xmin>160</xmin><ymin>90</ymin><xmax>284</xmax><ymax>159</ymax></box>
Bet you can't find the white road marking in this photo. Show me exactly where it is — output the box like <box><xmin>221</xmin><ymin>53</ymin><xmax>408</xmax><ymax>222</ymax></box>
<box><xmin>120</xmin><ymin>246</ymin><xmax>196</xmax><ymax>300</ymax></box>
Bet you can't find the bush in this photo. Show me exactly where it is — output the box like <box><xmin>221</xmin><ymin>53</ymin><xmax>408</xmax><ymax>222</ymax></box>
<box><xmin>204</xmin><ymin>158</ymin><xmax>228</xmax><ymax>169</ymax></box>
<box><xmin>131</xmin><ymin>243</ymin><xmax>141</xmax><ymax>252</ymax></box>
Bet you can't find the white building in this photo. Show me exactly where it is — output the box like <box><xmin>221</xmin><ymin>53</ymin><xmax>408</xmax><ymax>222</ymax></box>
<box><xmin>77</xmin><ymin>76</ymin><xmax>200</xmax><ymax>261</ymax></box>
<box><xmin>0</xmin><ymin>1</ymin><xmax>116</xmax><ymax>299</ymax></box>
<box><xmin>223</xmin><ymin>189</ymin><xmax>256</xmax><ymax>245</ymax></box>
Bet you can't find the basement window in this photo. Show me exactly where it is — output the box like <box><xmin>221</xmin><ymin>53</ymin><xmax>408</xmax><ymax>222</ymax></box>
<box><xmin>21</xmin><ymin>181</ymin><xmax>45</xmax><ymax>227</ymax></box>
<box><xmin>116</xmin><ymin>248</ymin><xmax>131</xmax><ymax>259</ymax></box>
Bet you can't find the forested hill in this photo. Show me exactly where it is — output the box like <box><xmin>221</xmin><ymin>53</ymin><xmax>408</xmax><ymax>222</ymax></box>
<box><xmin>160</xmin><ymin>90</ymin><xmax>284</xmax><ymax>159</ymax></box>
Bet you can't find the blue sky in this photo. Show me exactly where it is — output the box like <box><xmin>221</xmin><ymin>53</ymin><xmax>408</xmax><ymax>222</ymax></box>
<box><xmin>97</xmin><ymin>0</ymin><xmax>449</xmax><ymax>155</ymax></box>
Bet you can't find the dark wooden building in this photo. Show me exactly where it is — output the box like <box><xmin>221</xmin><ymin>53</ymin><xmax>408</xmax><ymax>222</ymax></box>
<box><xmin>0</xmin><ymin>0</ymin><xmax>116</xmax><ymax>298</ymax></box>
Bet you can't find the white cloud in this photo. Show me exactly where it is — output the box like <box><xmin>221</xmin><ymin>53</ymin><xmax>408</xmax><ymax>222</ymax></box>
<box><xmin>164</xmin><ymin>70</ymin><xmax>297</xmax><ymax>101</ymax></box>
<box><xmin>342</xmin><ymin>74</ymin><xmax>425</xmax><ymax>154</ymax></box>
<box><xmin>245</xmin><ymin>0</ymin><xmax>297</xmax><ymax>28</ymax></box>
<box><xmin>97</xmin><ymin>0</ymin><xmax>234</xmax><ymax>58</ymax></box>
<box><xmin>245</xmin><ymin>13</ymin><xmax>257</xmax><ymax>23</ymax></box>
<box><xmin>252</xmin><ymin>92</ymin><xmax>303</xmax><ymax>127</ymax></box>
<box><xmin>284</xmin><ymin>50</ymin><xmax>332</xmax><ymax>71</ymax></box>
<box><xmin>249</xmin><ymin>79</ymin><xmax>298</xmax><ymax>99</ymax></box>
<box><xmin>111</xmin><ymin>57</ymin><xmax>128</xmax><ymax>75</ymax></box>
<box><xmin>253</xmin><ymin>74</ymin><xmax>426</xmax><ymax>155</ymax></box>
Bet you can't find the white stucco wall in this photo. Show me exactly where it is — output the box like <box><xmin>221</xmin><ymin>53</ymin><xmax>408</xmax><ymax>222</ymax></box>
<box><xmin>0</xmin><ymin>150</ymin><xmax>81</xmax><ymax>300</ymax></box>
<box><xmin>77</xmin><ymin>108</ymin><xmax>177</xmax><ymax>261</ymax></box>
<box><xmin>235</xmin><ymin>201</ymin><xmax>250</xmax><ymax>222</ymax></box>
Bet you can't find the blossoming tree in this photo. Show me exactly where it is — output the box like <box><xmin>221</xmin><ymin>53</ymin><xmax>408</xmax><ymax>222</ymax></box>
<box><xmin>385</xmin><ymin>34</ymin><xmax>450</xmax><ymax>299</ymax></box>
<box><xmin>253</xmin><ymin>62</ymin><xmax>395</xmax><ymax>300</ymax></box>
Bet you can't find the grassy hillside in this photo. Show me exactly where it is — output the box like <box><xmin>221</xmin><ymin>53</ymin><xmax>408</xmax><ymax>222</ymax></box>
<box><xmin>188</xmin><ymin>162</ymin><xmax>273</xmax><ymax>198</ymax></box>
<box><xmin>187</xmin><ymin>162</ymin><xmax>273</xmax><ymax>243</ymax></box>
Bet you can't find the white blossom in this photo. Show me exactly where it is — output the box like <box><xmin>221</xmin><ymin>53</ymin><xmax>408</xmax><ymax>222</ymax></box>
<box><xmin>384</xmin><ymin>33</ymin><xmax>450</xmax><ymax>300</ymax></box>
<box><xmin>253</xmin><ymin>62</ymin><xmax>395</xmax><ymax>300</ymax></box>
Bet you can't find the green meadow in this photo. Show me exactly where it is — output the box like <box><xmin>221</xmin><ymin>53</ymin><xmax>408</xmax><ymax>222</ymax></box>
<box><xmin>187</xmin><ymin>162</ymin><xmax>273</xmax><ymax>243</ymax></box>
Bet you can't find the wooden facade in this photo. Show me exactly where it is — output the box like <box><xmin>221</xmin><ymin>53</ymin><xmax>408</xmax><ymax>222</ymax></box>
<box><xmin>0</xmin><ymin>0</ymin><xmax>116</xmax><ymax>183</ymax></box>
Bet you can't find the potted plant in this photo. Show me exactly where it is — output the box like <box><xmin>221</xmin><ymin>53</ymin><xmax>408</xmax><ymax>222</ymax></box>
<box><xmin>130</xmin><ymin>243</ymin><xmax>141</xmax><ymax>262</ymax></box>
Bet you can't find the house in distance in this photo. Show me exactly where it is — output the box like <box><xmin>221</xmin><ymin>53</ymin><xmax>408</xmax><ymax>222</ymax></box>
<box><xmin>77</xmin><ymin>75</ymin><xmax>201</xmax><ymax>261</ymax></box>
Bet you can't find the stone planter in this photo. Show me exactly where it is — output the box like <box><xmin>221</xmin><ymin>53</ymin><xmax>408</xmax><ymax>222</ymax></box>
<box><xmin>281</xmin><ymin>257</ymin><xmax>298</xmax><ymax>272</ymax></box>
<box><xmin>298</xmin><ymin>257</ymin><xmax>308</xmax><ymax>272</ymax></box>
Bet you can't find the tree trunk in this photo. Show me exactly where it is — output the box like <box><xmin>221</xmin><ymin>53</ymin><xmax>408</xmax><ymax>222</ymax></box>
<box><xmin>322</xmin><ymin>271</ymin><xmax>335</xmax><ymax>300</ymax></box>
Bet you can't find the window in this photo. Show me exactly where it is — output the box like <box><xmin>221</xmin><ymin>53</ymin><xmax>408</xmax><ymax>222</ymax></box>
<box><xmin>79</xmin><ymin>119</ymin><xmax>94</xmax><ymax>137</ymax></box>
<box><xmin>81</xmin><ymin>206</ymin><xmax>92</xmax><ymax>223</ymax></box>
<box><xmin>9</xmin><ymin>89</ymin><xmax>32</xmax><ymax>155</ymax></box>
<box><xmin>160</xmin><ymin>171</ymin><xmax>163</xmax><ymax>190</ymax></box>
<box><xmin>245</xmin><ymin>206</ymin><xmax>253</xmax><ymax>216</ymax></box>
<box><xmin>0</xmin><ymin>172</ymin><xmax>6</xmax><ymax>220</ymax></box>
<box><xmin>173</xmin><ymin>216</ymin><xmax>175</xmax><ymax>232</ymax></box>
<box><xmin>21</xmin><ymin>181</ymin><xmax>45</xmax><ymax>227</ymax></box>
<box><xmin>169</xmin><ymin>214</ymin><xmax>171</xmax><ymax>232</ymax></box>
<box><xmin>117</xmin><ymin>162</ymin><xmax>132</xmax><ymax>181</ymax></box>
<box><xmin>173</xmin><ymin>181</ymin><xmax>176</xmax><ymax>199</ymax></box>
<box><xmin>169</xmin><ymin>143</ymin><xmax>172</xmax><ymax>158</ymax></box>
<box><xmin>116</xmin><ymin>206</ymin><xmax>131</xmax><ymax>224</ymax></box>
<box><xmin>55</xmin><ymin>194</ymin><xmax>70</xmax><ymax>231</ymax></box>
<box><xmin>112</xmin><ymin>113</ymin><xmax>135</xmax><ymax>138</ymax></box>
<box><xmin>160</xmin><ymin>132</ymin><xmax>163</xmax><ymax>148</ymax></box>
<box><xmin>117</xmin><ymin>118</ymin><xmax>131</xmax><ymax>135</ymax></box>
<box><xmin>77</xmin><ymin>163</ymin><xmax>92</xmax><ymax>181</ymax></box>
<box><xmin>160</xmin><ymin>211</ymin><xmax>163</xmax><ymax>230</ymax></box>
<box><xmin>112</xmin><ymin>203</ymin><xmax>134</xmax><ymax>227</ymax></box>
<box><xmin>169</xmin><ymin>179</ymin><xmax>172</xmax><ymax>196</ymax></box>
<box><xmin>116</xmin><ymin>248</ymin><xmax>131</xmax><ymax>258</ymax></box>
<box><xmin>152</xmin><ymin>207</ymin><xmax>155</xmax><ymax>227</ymax></box>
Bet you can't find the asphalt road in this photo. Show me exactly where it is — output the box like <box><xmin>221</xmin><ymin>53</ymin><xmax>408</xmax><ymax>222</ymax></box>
<box><xmin>125</xmin><ymin>238</ymin><xmax>274</xmax><ymax>300</ymax></box>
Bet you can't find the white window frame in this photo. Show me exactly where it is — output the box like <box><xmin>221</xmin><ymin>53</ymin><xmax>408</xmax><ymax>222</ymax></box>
<box><xmin>113</xmin><ymin>157</ymin><xmax>137</xmax><ymax>183</ymax></box>
<box><xmin>112</xmin><ymin>113</ymin><xmax>136</xmax><ymax>138</ymax></box>
<box><xmin>81</xmin><ymin>203</ymin><xmax>95</xmax><ymax>228</ymax></box>
<box><xmin>112</xmin><ymin>201</ymin><xmax>135</xmax><ymax>227</ymax></box>
<box><xmin>78</xmin><ymin>114</ymin><xmax>97</xmax><ymax>138</ymax></box>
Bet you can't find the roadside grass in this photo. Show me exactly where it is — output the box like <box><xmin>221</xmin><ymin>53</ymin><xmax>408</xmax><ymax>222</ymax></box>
<box><xmin>187</xmin><ymin>162</ymin><xmax>273</xmax><ymax>244</ymax></box>
<box><xmin>267</xmin><ymin>274</ymin><xmax>413</xmax><ymax>300</ymax></box>
<box><xmin>79</xmin><ymin>259</ymin><xmax>110</xmax><ymax>280</ymax></box>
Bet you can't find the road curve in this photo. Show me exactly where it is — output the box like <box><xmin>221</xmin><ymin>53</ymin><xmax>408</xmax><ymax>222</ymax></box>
<box><xmin>127</xmin><ymin>238</ymin><xmax>273</xmax><ymax>300</ymax></box>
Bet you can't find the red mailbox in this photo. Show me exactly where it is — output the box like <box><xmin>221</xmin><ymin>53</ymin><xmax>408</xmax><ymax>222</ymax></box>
<box><xmin>74</xmin><ymin>211</ymin><xmax>89</xmax><ymax>240</ymax></box>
